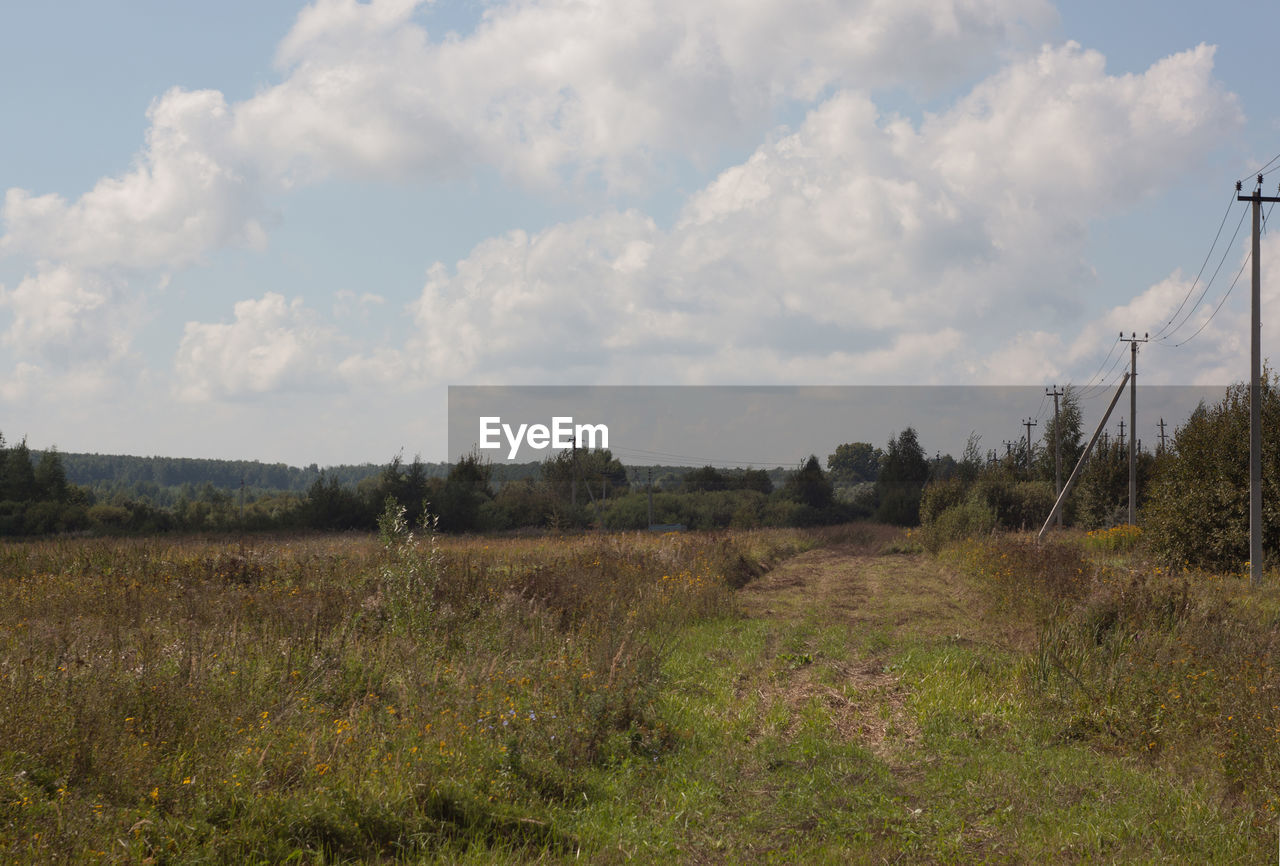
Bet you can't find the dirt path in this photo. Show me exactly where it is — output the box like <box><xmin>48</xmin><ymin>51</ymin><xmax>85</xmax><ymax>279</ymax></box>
<box><xmin>730</xmin><ymin>539</ymin><xmax>1027</xmax><ymax>769</ymax></box>
<box><xmin>740</xmin><ymin>539</ymin><xmax>1031</xmax><ymax>649</ymax></box>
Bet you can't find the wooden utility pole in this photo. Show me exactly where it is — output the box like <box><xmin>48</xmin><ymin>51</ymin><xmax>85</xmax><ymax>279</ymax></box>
<box><xmin>1047</xmin><ymin>386</ymin><xmax>1064</xmax><ymax>526</ymax></box>
<box><xmin>1237</xmin><ymin>177</ymin><xmax>1279</xmax><ymax>586</ymax></box>
<box><xmin>1022</xmin><ymin>418</ymin><xmax>1037</xmax><ymax>476</ymax></box>
<box><xmin>1123</xmin><ymin>332</ymin><xmax>1148</xmax><ymax>526</ymax></box>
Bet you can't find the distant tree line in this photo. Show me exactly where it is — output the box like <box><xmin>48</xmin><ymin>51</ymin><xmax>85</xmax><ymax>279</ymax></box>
<box><xmin>13</xmin><ymin>380</ymin><xmax>1238</xmax><ymax>556</ymax></box>
<box><xmin>0</xmin><ymin>440</ymin><xmax>861</xmax><ymax>537</ymax></box>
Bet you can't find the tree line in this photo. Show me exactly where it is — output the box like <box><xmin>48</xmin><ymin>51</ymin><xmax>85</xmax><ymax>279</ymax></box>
<box><xmin>1</xmin><ymin>375</ymin><xmax>1264</xmax><ymax>571</ymax></box>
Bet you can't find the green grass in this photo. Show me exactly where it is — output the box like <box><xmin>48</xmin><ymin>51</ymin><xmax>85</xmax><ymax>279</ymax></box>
<box><xmin>0</xmin><ymin>525</ymin><xmax>1275</xmax><ymax>862</ymax></box>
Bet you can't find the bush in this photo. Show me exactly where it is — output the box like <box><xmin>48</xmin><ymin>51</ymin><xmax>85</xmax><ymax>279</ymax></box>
<box><xmin>920</xmin><ymin>477</ymin><xmax>965</xmax><ymax>525</ymax></box>
<box><xmin>1144</xmin><ymin>377</ymin><xmax>1280</xmax><ymax>570</ymax></box>
<box><xmin>876</xmin><ymin>485</ymin><xmax>922</xmax><ymax>526</ymax></box>
<box><xmin>968</xmin><ymin>470</ymin><xmax>1054</xmax><ymax>530</ymax></box>
<box><xmin>919</xmin><ymin>499</ymin><xmax>996</xmax><ymax>553</ymax></box>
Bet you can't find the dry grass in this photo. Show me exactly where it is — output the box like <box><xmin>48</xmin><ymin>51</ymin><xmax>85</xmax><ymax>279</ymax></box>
<box><xmin>0</xmin><ymin>527</ymin><xmax>813</xmax><ymax>863</ymax></box>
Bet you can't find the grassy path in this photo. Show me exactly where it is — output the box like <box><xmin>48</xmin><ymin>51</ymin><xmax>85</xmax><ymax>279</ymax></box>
<box><xmin>597</xmin><ymin>534</ymin><xmax>1262</xmax><ymax>863</ymax></box>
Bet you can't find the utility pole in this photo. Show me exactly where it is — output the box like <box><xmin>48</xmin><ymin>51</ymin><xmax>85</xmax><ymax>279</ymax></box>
<box><xmin>1003</xmin><ymin>440</ymin><xmax>1015</xmax><ymax>459</ymax></box>
<box><xmin>1157</xmin><ymin>418</ymin><xmax>1168</xmax><ymax>453</ymax></box>
<box><xmin>1238</xmin><ymin>177</ymin><xmax>1279</xmax><ymax>586</ymax></box>
<box><xmin>1022</xmin><ymin>418</ymin><xmax>1037</xmax><ymax>477</ymax></box>
<box><xmin>1123</xmin><ymin>332</ymin><xmax>1148</xmax><ymax>526</ymax></box>
<box><xmin>1040</xmin><ymin>374</ymin><xmax>1131</xmax><ymax>538</ymax></box>
<box><xmin>1047</xmin><ymin>386</ymin><xmax>1064</xmax><ymax>526</ymax></box>
<box><xmin>1117</xmin><ymin>418</ymin><xmax>1125</xmax><ymax>446</ymax></box>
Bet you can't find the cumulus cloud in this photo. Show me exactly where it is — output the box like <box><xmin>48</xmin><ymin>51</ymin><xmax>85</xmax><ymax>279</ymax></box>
<box><xmin>0</xmin><ymin>0</ymin><xmax>1062</xmax><ymax>387</ymax></box>
<box><xmin>403</xmin><ymin>42</ymin><xmax>1242</xmax><ymax>386</ymax></box>
<box><xmin>1</xmin><ymin>88</ymin><xmax>267</xmax><ymax>271</ymax></box>
<box><xmin>242</xmin><ymin>0</ymin><xmax>1057</xmax><ymax>188</ymax></box>
<box><xmin>174</xmin><ymin>292</ymin><xmax>342</xmax><ymax>401</ymax></box>
<box><xmin>0</xmin><ymin>266</ymin><xmax>139</xmax><ymax>365</ymax></box>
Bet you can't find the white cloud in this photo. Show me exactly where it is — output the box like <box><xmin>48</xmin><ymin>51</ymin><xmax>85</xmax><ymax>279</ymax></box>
<box><xmin>174</xmin><ymin>292</ymin><xmax>342</xmax><ymax>400</ymax></box>
<box><xmin>2</xmin><ymin>88</ymin><xmax>267</xmax><ymax>271</ymax></box>
<box><xmin>0</xmin><ymin>0</ymin><xmax>1061</xmax><ymax>381</ymax></box>
<box><xmin>0</xmin><ymin>266</ymin><xmax>138</xmax><ymax>365</ymax></box>
<box><xmin>404</xmin><ymin>42</ymin><xmax>1242</xmax><ymax>386</ymax></box>
<box><xmin>241</xmin><ymin>0</ymin><xmax>1057</xmax><ymax>188</ymax></box>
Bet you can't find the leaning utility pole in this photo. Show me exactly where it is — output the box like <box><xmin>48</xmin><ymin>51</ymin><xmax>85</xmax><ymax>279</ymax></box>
<box><xmin>1238</xmin><ymin>177</ymin><xmax>1279</xmax><ymax>586</ymax></box>
<box><xmin>1123</xmin><ymin>332</ymin><xmax>1148</xmax><ymax>526</ymax></box>
<box><xmin>1039</xmin><ymin>373</ymin><xmax>1131</xmax><ymax>539</ymax></box>
<box><xmin>1022</xmin><ymin>418</ymin><xmax>1037</xmax><ymax>477</ymax></box>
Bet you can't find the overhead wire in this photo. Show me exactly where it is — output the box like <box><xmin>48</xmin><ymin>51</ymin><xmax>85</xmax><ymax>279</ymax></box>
<box><xmin>1169</xmin><ymin>250</ymin><xmax>1252</xmax><ymax>347</ymax></box>
<box><xmin>1149</xmin><ymin>189</ymin><xmax>1240</xmax><ymax>341</ymax></box>
<box><xmin>1245</xmin><ymin>152</ymin><xmax>1280</xmax><ymax>182</ymax></box>
<box><xmin>1061</xmin><ymin>164</ymin><xmax>1275</xmax><ymax>404</ymax></box>
<box><xmin>1069</xmin><ymin>335</ymin><xmax>1124</xmax><ymax>398</ymax></box>
<box><xmin>1075</xmin><ymin>337</ymin><xmax>1128</xmax><ymax>400</ymax></box>
<box><xmin>1155</xmin><ymin>200</ymin><xmax>1250</xmax><ymax>343</ymax></box>
<box><xmin>1161</xmin><ymin>186</ymin><xmax>1279</xmax><ymax>349</ymax></box>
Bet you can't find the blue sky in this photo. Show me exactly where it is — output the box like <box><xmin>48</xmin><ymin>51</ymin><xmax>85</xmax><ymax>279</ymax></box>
<box><xmin>1</xmin><ymin>0</ymin><xmax>1278</xmax><ymax>465</ymax></box>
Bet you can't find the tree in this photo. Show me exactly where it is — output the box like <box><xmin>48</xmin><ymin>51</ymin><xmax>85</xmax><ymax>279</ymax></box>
<box><xmin>782</xmin><ymin>455</ymin><xmax>834</xmax><ymax>510</ymax></box>
<box><xmin>740</xmin><ymin>468</ymin><xmax>773</xmax><ymax>495</ymax></box>
<box><xmin>1144</xmin><ymin>376</ymin><xmax>1280</xmax><ymax>568</ymax></box>
<box><xmin>2</xmin><ymin>439</ymin><xmax>36</xmax><ymax>502</ymax></box>
<box><xmin>827</xmin><ymin>442</ymin><xmax>883</xmax><ymax>485</ymax></box>
<box><xmin>875</xmin><ymin>427</ymin><xmax>930</xmax><ymax>525</ymax></box>
<box><xmin>436</xmin><ymin>451</ymin><xmax>494</xmax><ymax>532</ymax></box>
<box><xmin>683</xmin><ymin>466</ymin><xmax>728</xmax><ymax>492</ymax></box>
<box><xmin>540</xmin><ymin>448</ymin><xmax>626</xmax><ymax>504</ymax></box>
<box><xmin>957</xmin><ymin>432</ymin><xmax>984</xmax><ymax>486</ymax></box>
<box><xmin>34</xmin><ymin>448</ymin><xmax>69</xmax><ymax>502</ymax></box>
<box><xmin>1036</xmin><ymin>387</ymin><xmax>1085</xmax><ymax>486</ymax></box>
<box><xmin>301</xmin><ymin>473</ymin><xmax>370</xmax><ymax>530</ymax></box>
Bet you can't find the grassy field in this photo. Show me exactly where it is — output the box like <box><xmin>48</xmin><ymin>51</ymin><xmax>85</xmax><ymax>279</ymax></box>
<box><xmin>0</xmin><ymin>522</ymin><xmax>1277</xmax><ymax>862</ymax></box>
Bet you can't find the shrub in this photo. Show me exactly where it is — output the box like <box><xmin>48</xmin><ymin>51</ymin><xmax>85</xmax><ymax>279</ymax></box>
<box><xmin>1144</xmin><ymin>377</ymin><xmax>1280</xmax><ymax>570</ymax></box>
<box><xmin>918</xmin><ymin>499</ymin><xmax>996</xmax><ymax>553</ymax></box>
<box><xmin>920</xmin><ymin>477</ymin><xmax>965</xmax><ymax>525</ymax></box>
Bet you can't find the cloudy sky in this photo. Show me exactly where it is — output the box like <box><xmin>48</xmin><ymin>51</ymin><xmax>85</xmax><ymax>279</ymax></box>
<box><xmin>2</xmin><ymin>0</ymin><xmax>1279</xmax><ymax>465</ymax></box>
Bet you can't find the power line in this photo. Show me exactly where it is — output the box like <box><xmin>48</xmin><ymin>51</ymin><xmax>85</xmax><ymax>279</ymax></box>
<box><xmin>1076</xmin><ymin>338</ymin><xmax>1128</xmax><ymax>400</ymax></box>
<box><xmin>1161</xmin><ymin>189</ymin><xmax>1278</xmax><ymax>349</ymax></box>
<box><xmin>1071</xmin><ymin>335</ymin><xmax>1125</xmax><ymax>398</ymax></box>
<box><xmin>1168</xmin><ymin>246</ymin><xmax>1252</xmax><ymax>347</ymax></box>
<box><xmin>1150</xmin><ymin>190</ymin><xmax>1240</xmax><ymax>340</ymax></box>
<box><xmin>1155</xmin><ymin>202</ymin><xmax>1250</xmax><ymax>343</ymax></box>
<box><xmin>1244</xmin><ymin>151</ymin><xmax>1280</xmax><ymax>182</ymax></box>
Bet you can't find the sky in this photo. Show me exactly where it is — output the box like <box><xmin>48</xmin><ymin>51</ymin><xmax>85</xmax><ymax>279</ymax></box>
<box><xmin>2</xmin><ymin>0</ymin><xmax>1280</xmax><ymax>466</ymax></box>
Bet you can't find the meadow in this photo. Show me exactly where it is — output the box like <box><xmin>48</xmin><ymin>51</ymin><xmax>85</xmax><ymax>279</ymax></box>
<box><xmin>0</xmin><ymin>521</ymin><xmax>814</xmax><ymax>863</ymax></box>
<box><xmin>1</xmin><ymin>519</ymin><xmax>1278</xmax><ymax>862</ymax></box>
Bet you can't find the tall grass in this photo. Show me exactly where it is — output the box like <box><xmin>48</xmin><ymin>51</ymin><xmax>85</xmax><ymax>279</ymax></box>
<box><xmin>0</xmin><ymin>528</ymin><xmax>812</xmax><ymax>862</ymax></box>
<box><xmin>946</xmin><ymin>534</ymin><xmax>1280</xmax><ymax>830</ymax></box>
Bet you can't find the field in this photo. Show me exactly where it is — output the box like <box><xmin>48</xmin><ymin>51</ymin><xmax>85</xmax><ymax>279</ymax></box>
<box><xmin>0</xmin><ymin>522</ymin><xmax>1277</xmax><ymax>863</ymax></box>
